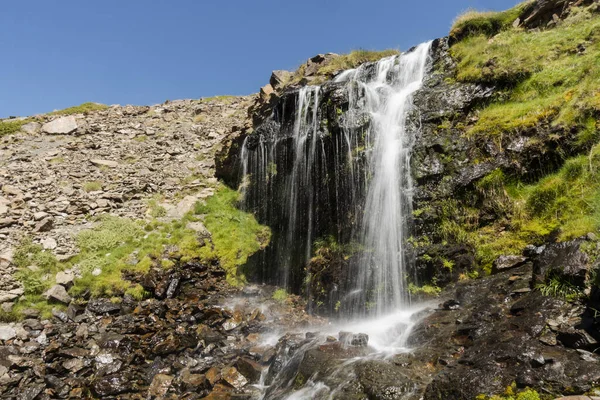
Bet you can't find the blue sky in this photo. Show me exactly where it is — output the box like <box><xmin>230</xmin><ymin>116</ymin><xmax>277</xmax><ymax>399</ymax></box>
<box><xmin>1</xmin><ymin>0</ymin><xmax>519</xmax><ymax>118</ymax></box>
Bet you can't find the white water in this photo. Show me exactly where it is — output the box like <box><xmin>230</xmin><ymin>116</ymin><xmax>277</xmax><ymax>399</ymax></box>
<box><xmin>337</xmin><ymin>42</ymin><xmax>432</xmax><ymax>315</ymax></box>
<box><xmin>243</xmin><ymin>43</ymin><xmax>434</xmax><ymax>399</ymax></box>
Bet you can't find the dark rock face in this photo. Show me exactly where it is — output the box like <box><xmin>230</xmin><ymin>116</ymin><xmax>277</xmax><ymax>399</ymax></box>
<box><xmin>530</xmin><ymin>239</ymin><xmax>591</xmax><ymax>288</ymax></box>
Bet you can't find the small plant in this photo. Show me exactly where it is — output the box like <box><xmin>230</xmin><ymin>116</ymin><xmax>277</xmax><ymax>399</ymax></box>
<box><xmin>408</xmin><ymin>283</ymin><xmax>441</xmax><ymax>297</ymax></box>
<box><xmin>83</xmin><ymin>181</ymin><xmax>103</xmax><ymax>192</ymax></box>
<box><xmin>0</xmin><ymin>119</ymin><xmax>30</xmax><ymax>136</ymax></box>
<box><xmin>536</xmin><ymin>275</ymin><xmax>582</xmax><ymax>301</ymax></box>
<box><xmin>272</xmin><ymin>288</ymin><xmax>288</xmax><ymax>302</ymax></box>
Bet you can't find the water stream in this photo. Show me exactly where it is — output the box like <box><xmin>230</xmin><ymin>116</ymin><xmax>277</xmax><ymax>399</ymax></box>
<box><xmin>241</xmin><ymin>42</ymin><xmax>433</xmax><ymax>399</ymax></box>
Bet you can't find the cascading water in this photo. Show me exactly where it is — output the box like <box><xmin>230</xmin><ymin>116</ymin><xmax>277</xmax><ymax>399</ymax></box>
<box><xmin>338</xmin><ymin>42</ymin><xmax>432</xmax><ymax>315</ymax></box>
<box><xmin>241</xmin><ymin>42</ymin><xmax>434</xmax><ymax>400</ymax></box>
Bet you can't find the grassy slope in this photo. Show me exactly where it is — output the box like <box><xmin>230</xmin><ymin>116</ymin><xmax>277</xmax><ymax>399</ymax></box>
<box><xmin>443</xmin><ymin>3</ymin><xmax>600</xmax><ymax>272</ymax></box>
<box><xmin>3</xmin><ymin>185</ymin><xmax>269</xmax><ymax>320</ymax></box>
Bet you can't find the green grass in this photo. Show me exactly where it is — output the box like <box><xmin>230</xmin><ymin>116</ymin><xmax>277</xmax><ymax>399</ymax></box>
<box><xmin>50</xmin><ymin>102</ymin><xmax>108</xmax><ymax>115</ymax></box>
<box><xmin>0</xmin><ymin>119</ymin><xmax>30</xmax><ymax>136</ymax></box>
<box><xmin>194</xmin><ymin>184</ymin><xmax>271</xmax><ymax>285</ymax></box>
<box><xmin>451</xmin><ymin>5</ymin><xmax>600</xmax><ymax>144</ymax></box>
<box><xmin>450</xmin><ymin>1</ymin><xmax>534</xmax><ymax>42</ymax></box>
<box><xmin>476</xmin><ymin>386</ymin><xmax>542</xmax><ymax>400</ymax></box>
<box><xmin>199</xmin><ymin>95</ymin><xmax>237</xmax><ymax>104</ymax></box>
<box><xmin>441</xmin><ymin>143</ymin><xmax>600</xmax><ymax>273</ymax></box>
<box><xmin>4</xmin><ymin>185</ymin><xmax>270</xmax><ymax>320</ymax></box>
<box><xmin>316</xmin><ymin>49</ymin><xmax>400</xmax><ymax>76</ymax></box>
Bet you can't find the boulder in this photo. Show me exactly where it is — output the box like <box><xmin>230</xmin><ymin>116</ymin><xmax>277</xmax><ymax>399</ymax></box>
<box><xmin>43</xmin><ymin>285</ymin><xmax>71</xmax><ymax>304</ymax></box>
<box><xmin>34</xmin><ymin>217</ymin><xmax>54</xmax><ymax>232</ymax></box>
<box><xmin>270</xmin><ymin>70</ymin><xmax>292</xmax><ymax>90</ymax></box>
<box><xmin>531</xmin><ymin>240</ymin><xmax>590</xmax><ymax>287</ymax></box>
<box><xmin>42</xmin><ymin>116</ymin><xmax>78</xmax><ymax>135</ymax></box>
<box><xmin>55</xmin><ymin>270</ymin><xmax>75</xmax><ymax>287</ymax></box>
<box><xmin>0</xmin><ymin>325</ymin><xmax>17</xmax><ymax>341</ymax></box>
<box><xmin>20</xmin><ymin>122</ymin><xmax>41</xmax><ymax>134</ymax></box>
<box><xmin>491</xmin><ymin>255</ymin><xmax>528</xmax><ymax>274</ymax></box>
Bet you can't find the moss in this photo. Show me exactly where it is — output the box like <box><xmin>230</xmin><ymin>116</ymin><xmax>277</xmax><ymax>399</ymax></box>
<box><xmin>477</xmin><ymin>386</ymin><xmax>543</xmax><ymax>400</ymax></box>
<box><xmin>451</xmin><ymin>6</ymin><xmax>600</xmax><ymax>141</ymax></box>
<box><xmin>194</xmin><ymin>184</ymin><xmax>271</xmax><ymax>285</ymax></box>
<box><xmin>408</xmin><ymin>283</ymin><xmax>441</xmax><ymax>297</ymax></box>
<box><xmin>50</xmin><ymin>102</ymin><xmax>108</xmax><ymax>115</ymax></box>
<box><xmin>272</xmin><ymin>288</ymin><xmax>288</xmax><ymax>302</ymax></box>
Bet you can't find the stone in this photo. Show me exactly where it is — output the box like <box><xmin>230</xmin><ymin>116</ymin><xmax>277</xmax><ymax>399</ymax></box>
<box><xmin>0</xmin><ymin>324</ymin><xmax>17</xmax><ymax>341</ymax></box>
<box><xmin>491</xmin><ymin>255</ymin><xmax>528</xmax><ymax>274</ymax></box>
<box><xmin>42</xmin><ymin>116</ymin><xmax>78</xmax><ymax>134</ymax></box>
<box><xmin>33</xmin><ymin>211</ymin><xmax>49</xmax><ymax>221</ymax></box>
<box><xmin>55</xmin><ymin>270</ymin><xmax>75</xmax><ymax>287</ymax></box>
<box><xmin>259</xmin><ymin>84</ymin><xmax>274</xmax><ymax>101</ymax></box>
<box><xmin>20</xmin><ymin>122</ymin><xmax>41</xmax><ymax>134</ymax></box>
<box><xmin>41</xmin><ymin>237</ymin><xmax>57</xmax><ymax>250</ymax></box>
<box><xmin>221</xmin><ymin>366</ymin><xmax>248</xmax><ymax>389</ymax></box>
<box><xmin>0</xmin><ymin>218</ymin><xmax>15</xmax><ymax>228</ymax></box>
<box><xmin>148</xmin><ymin>374</ymin><xmax>173</xmax><ymax>397</ymax></box>
<box><xmin>34</xmin><ymin>217</ymin><xmax>54</xmax><ymax>232</ymax></box>
<box><xmin>86</xmin><ymin>298</ymin><xmax>121</xmax><ymax>315</ymax></box>
<box><xmin>90</xmin><ymin>159</ymin><xmax>119</xmax><ymax>168</ymax></box>
<box><xmin>43</xmin><ymin>285</ymin><xmax>71</xmax><ymax>304</ymax></box>
<box><xmin>531</xmin><ymin>240</ymin><xmax>590</xmax><ymax>287</ymax></box>
<box><xmin>270</xmin><ymin>70</ymin><xmax>292</xmax><ymax>90</ymax></box>
<box><xmin>93</xmin><ymin>373</ymin><xmax>133</xmax><ymax>396</ymax></box>
<box><xmin>236</xmin><ymin>357</ymin><xmax>263</xmax><ymax>383</ymax></box>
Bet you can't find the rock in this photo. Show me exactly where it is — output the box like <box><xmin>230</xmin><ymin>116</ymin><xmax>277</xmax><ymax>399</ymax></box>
<box><xmin>34</xmin><ymin>217</ymin><xmax>54</xmax><ymax>232</ymax></box>
<box><xmin>41</xmin><ymin>237</ymin><xmax>57</xmax><ymax>250</ymax></box>
<box><xmin>531</xmin><ymin>240</ymin><xmax>590</xmax><ymax>287</ymax></box>
<box><xmin>43</xmin><ymin>284</ymin><xmax>71</xmax><ymax>304</ymax></box>
<box><xmin>42</xmin><ymin>116</ymin><xmax>78</xmax><ymax>134</ymax></box>
<box><xmin>20</xmin><ymin>122</ymin><xmax>41</xmax><ymax>134</ymax></box>
<box><xmin>86</xmin><ymin>298</ymin><xmax>121</xmax><ymax>315</ymax></box>
<box><xmin>270</xmin><ymin>70</ymin><xmax>292</xmax><ymax>90</ymax></box>
<box><xmin>491</xmin><ymin>255</ymin><xmax>528</xmax><ymax>274</ymax></box>
<box><xmin>33</xmin><ymin>211</ymin><xmax>49</xmax><ymax>221</ymax></box>
<box><xmin>0</xmin><ymin>324</ymin><xmax>17</xmax><ymax>341</ymax></box>
<box><xmin>236</xmin><ymin>357</ymin><xmax>263</xmax><ymax>383</ymax></box>
<box><xmin>90</xmin><ymin>159</ymin><xmax>119</xmax><ymax>168</ymax></box>
<box><xmin>148</xmin><ymin>374</ymin><xmax>173</xmax><ymax>397</ymax></box>
<box><xmin>221</xmin><ymin>366</ymin><xmax>248</xmax><ymax>389</ymax></box>
<box><xmin>442</xmin><ymin>299</ymin><xmax>460</xmax><ymax>310</ymax></box>
<box><xmin>557</xmin><ymin>328</ymin><xmax>598</xmax><ymax>350</ymax></box>
<box><xmin>338</xmin><ymin>332</ymin><xmax>369</xmax><ymax>347</ymax></box>
<box><xmin>259</xmin><ymin>84</ymin><xmax>274</xmax><ymax>101</ymax></box>
<box><xmin>55</xmin><ymin>270</ymin><xmax>75</xmax><ymax>287</ymax></box>
<box><xmin>0</xmin><ymin>218</ymin><xmax>15</xmax><ymax>228</ymax></box>
<box><xmin>93</xmin><ymin>373</ymin><xmax>132</xmax><ymax>396</ymax></box>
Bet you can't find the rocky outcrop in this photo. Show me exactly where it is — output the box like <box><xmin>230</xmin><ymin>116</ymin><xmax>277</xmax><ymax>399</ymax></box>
<box><xmin>0</xmin><ymin>96</ymin><xmax>254</xmax><ymax>305</ymax></box>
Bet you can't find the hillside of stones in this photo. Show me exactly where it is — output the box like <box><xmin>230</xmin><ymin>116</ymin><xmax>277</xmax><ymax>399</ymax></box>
<box><xmin>0</xmin><ymin>96</ymin><xmax>254</xmax><ymax>306</ymax></box>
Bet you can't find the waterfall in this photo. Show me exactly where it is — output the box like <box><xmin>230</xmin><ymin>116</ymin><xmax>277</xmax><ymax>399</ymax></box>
<box><xmin>338</xmin><ymin>42</ymin><xmax>432</xmax><ymax>315</ymax></box>
<box><xmin>240</xmin><ymin>42</ymin><xmax>432</xmax><ymax>314</ymax></box>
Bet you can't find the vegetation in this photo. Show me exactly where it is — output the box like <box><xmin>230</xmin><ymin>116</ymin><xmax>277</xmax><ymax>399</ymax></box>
<box><xmin>50</xmin><ymin>102</ymin><xmax>108</xmax><ymax>115</ymax></box>
<box><xmin>536</xmin><ymin>274</ymin><xmax>582</xmax><ymax>301</ymax></box>
<box><xmin>199</xmin><ymin>95</ymin><xmax>237</xmax><ymax>104</ymax></box>
<box><xmin>195</xmin><ymin>184</ymin><xmax>271</xmax><ymax>285</ymax></box>
<box><xmin>272</xmin><ymin>288</ymin><xmax>288</xmax><ymax>302</ymax></box>
<box><xmin>450</xmin><ymin>1</ymin><xmax>534</xmax><ymax>42</ymax></box>
<box><xmin>476</xmin><ymin>386</ymin><xmax>542</xmax><ymax>400</ymax></box>
<box><xmin>0</xmin><ymin>119</ymin><xmax>30</xmax><ymax>136</ymax></box>
<box><xmin>3</xmin><ymin>184</ymin><xmax>270</xmax><ymax>321</ymax></box>
<box><xmin>407</xmin><ymin>283</ymin><xmax>441</xmax><ymax>297</ymax></box>
<box><xmin>317</xmin><ymin>49</ymin><xmax>400</xmax><ymax>76</ymax></box>
<box><xmin>451</xmin><ymin>4</ymin><xmax>600</xmax><ymax>145</ymax></box>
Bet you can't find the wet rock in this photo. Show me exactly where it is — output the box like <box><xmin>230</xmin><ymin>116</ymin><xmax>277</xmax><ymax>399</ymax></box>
<box><xmin>43</xmin><ymin>284</ymin><xmax>71</xmax><ymax>304</ymax></box>
<box><xmin>148</xmin><ymin>374</ymin><xmax>173</xmax><ymax>397</ymax></box>
<box><xmin>86</xmin><ymin>298</ymin><xmax>121</xmax><ymax>314</ymax></box>
<box><xmin>339</xmin><ymin>331</ymin><xmax>369</xmax><ymax>347</ymax></box>
<box><xmin>491</xmin><ymin>255</ymin><xmax>528</xmax><ymax>274</ymax></box>
<box><xmin>42</xmin><ymin>116</ymin><xmax>78</xmax><ymax>134</ymax></box>
<box><xmin>531</xmin><ymin>240</ymin><xmax>590</xmax><ymax>288</ymax></box>
<box><xmin>93</xmin><ymin>373</ymin><xmax>133</xmax><ymax>396</ymax></box>
<box><xmin>557</xmin><ymin>328</ymin><xmax>598</xmax><ymax>350</ymax></box>
<box><xmin>442</xmin><ymin>299</ymin><xmax>460</xmax><ymax>310</ymax></box>
<box><xmin>236</xmin><ymin>357</ymin><xmax>263</xmax><ymax>383</ymax></box>
<box><xmin>221</xmin><ymin>366</ymin><xmax>248</xmax><ymax>389</ymax></box>
<box><xmin>21</xmin><ymin>383</ymin><xmax>45</xmax><ymax>400</ymax></box>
